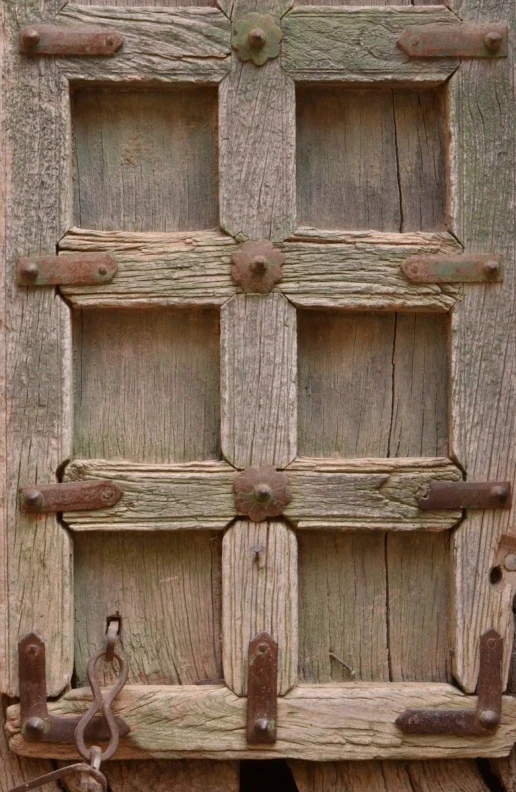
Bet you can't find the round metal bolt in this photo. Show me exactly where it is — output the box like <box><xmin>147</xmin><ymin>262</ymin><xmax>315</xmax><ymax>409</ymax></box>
<box><xmin>24</xmin><ymin>489</ymin><xmax>44</xmax><ymax>510</ymax></box>
<box><xmin>105</xmin><ymin>36</ymin><xmax>115</xmax><ymax>46</ymax></box>
<box><xmin>98</xmin><ymin>265</ymin><xmax>108</xmax><ymax>276</ymax></box>
<box><xmin>254</xmin><ymin>717</ymin><xmax>269</xmax><ymax>733</ymax></box>
<box><xmin>487</xmin><ymin>637</ymin><xmax>497</xmax><ymax>649</ymax></box>
<box><xmin>25</xmin><ymin>716</ymin><xmax>46</xmax><ymax>737</ymax></box>
<box><xmin>491</xmin><ymin>485</ymin><xmax>508</xmax><ymax>503</ymax></box>
<box><xmin>478</xmin><ymin>709</ymin><xmax>500</xmax><ymax>729</ymax></box>
<box><xmin>411</xmin><ymin>35</ymin><xmax>420</xmax><ymax>47</ymax></box>
<box><xmin>26</xmin><ymin>643</ymin><xmax>40</xmax><ymax>657</ymax></box>
<box><xmin>101</xmin><ymin>487</ymin><xmax>115</xmax><ymax>502</ymax></box>
<box><xmin>484</xmin><ymin>31</ymin><xmax>502</xmax><ymax>51</ymax></box>
<box><xmin>23</xmin><ymin>29</ymin><xmax>40</xmax><ymax>47</ymax></box>
<box><xmin>504</xmin><ymin>554</ymin><xmax>516</xmax><ymax>572</ymax></box>
<box><xmin>21</xmin><ymin>262</ymin><xmax>39</xmax><ymax>281</ymax></box>
<box><xmin>253</xmin><ymin>483</ymin><xmax>272</xmax><ymax>503</ymax></box>
<box><xmin>248</xmin><ymin>28</ymin><xmax>266</xmax><ymax>48</ymax></box>
<box><xmin>258</xmin><ymin>643</ymin><xmax>268</xmax><ymax>653</ymax></box>
<box><xmin>483</xmin><ymin>260</ymin><xmax>500</xmax><ymax>277</ymax></box>
<box><xmin>250</xmin><ymin>255</ymin><xmax>267</xmax><ymax>275</ymax></box>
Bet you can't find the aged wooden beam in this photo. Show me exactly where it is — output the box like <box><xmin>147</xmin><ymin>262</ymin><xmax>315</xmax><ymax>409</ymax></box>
<box><xmin>6</xmin><ymin>683</ymin><xmax>516</xmax><ymax>761</ymax></box>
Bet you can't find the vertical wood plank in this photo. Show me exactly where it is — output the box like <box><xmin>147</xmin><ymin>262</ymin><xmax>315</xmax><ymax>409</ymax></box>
<box><xmin>1</xmin><ymin>9</ymin><xmax>73</xmax><ymax>696</ymax></box>
<box><xmin>221</xmin><ymin>294</ymin><xmax>297</xmax><ymax>469</ymax></box>
<box><xmin>450</xmin><ymin>0</ymin><xmax>515</xmax><ymax>692</ymax></box>
<box><xmin>1</xmin><ymin>698</ymin><xmax>60</xmax><ymax>792</ymax></box>
<box><xmin>219</xmin><ymin>54</ymin><xmax>295</xmax><ymax>241</ymax></box>
<box><xmin>222</xmin><ymin>519</ymin><xmax>298</xmax><ymax>695</ymax></box>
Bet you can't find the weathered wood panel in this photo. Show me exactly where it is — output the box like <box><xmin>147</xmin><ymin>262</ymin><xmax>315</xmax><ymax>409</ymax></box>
<box><xmin>221</xmin><ymin>294</ymin><xmax>297</xmax><ymax>469</ymax></box>
<box><xmin>73</xmin><ymin>307</ymin><xmax>220</xmax><ymax>463</ymax></box>
<box><xmin>0</xmin><ymin>5</ymin><xmax>72</xmax><ymax>697</ymax></box>
<box><xmin>61</xmin><ymin>761</ymin><xmax>239</xmax><ymax>792</ymax></box>
<box><xmin>1</xmin><ymin>699</ymin><xmax>59</xmax><ymax>792</ymax></box>
<box><xmin>72</xmin><ymin>87</ymin><xmax>219</xmax><ymax>232</ymax></box>
<box><xmin>296</xmin><ymin>87</ymin><xmax>445</xmax><ymax>232</ymax></box>
<box><xmin>74</xmin><ymin>532</ymin><xmax>222</xmax><ymax>687</ymax></box>
<box><xmin>218</xmin><ymin>1</ymin><xmax>293</xmax><ymax>24</ymax></box>
<box><xmin>59</xmin><ymin>229</ymin><xmax>461</xmax><ymax>313</ymax></box>
<box><xmin>7</xmin><ymin>684</ymin><xmax>516</xmax><ymax>761</ymax></box>
<box><xmin>282</xmin><ymin>7</ymin><xmax>458</xmax><ymax>82</ymax></box>
<box><xmin>57</xmin><ymin>6</ymin><xmax>230</xmax><ymax>81</ymax></box>
<box><xmin>222</xmin><ymin>520</ymin><xmax>297</xmax><ymax>695</ymax></box>
<box><xmin>449</xmin><ymin>0</ymin><xmax>516</xmax><ymax>693</ymax></box>
<box><xmin>298</xmin><ymin>312</ymin><xmax>449</xmax><ymax>458</ymax></box>
<box><xmin>62</xmin><ymin>458</ymin><xmax>462</xmax><ymax>532</ymax></box>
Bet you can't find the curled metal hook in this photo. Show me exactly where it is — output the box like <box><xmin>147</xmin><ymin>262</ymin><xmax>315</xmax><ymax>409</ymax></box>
<box><xmin>8</xmin><ymin>763</ymin><xmax>107</xmax><ymax>792</ymax></box>
<box><xmin>75</xmin><ymin>647</ymin><xmax>128</xmax><ymax>763</ymax></box>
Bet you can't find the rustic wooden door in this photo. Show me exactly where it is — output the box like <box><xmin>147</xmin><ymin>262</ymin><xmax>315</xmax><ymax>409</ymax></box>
<box><xmin>1</xmin><ymin>0</ymin><xmax>515</xmax><ymax>790</ymax></box>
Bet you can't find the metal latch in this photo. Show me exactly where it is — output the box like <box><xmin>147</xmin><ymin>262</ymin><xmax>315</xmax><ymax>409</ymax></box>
<box><xmin>397</xmin><ymin>24</ymin><xmax>508</xmax><ymax>58</ymax></box>
<box><xmin>396</xmin><ymin>630</ymin><xmax>503</xmax><ymax>735</ymax></box>
<box><xmin>19</xmin><ymin>25</ymin><xmax>123</xmax><ymax>56</ymax></box>
<box><xmin>20</xmin><ymin>481</ymin><xmax>122</xmax><ymax>513</ymax></box>
<box><xmin>401</xmin><ymin>254</ymin><xmax>503</xmax><ymax>283</ymax></box>
<box><xmin>418</xmin><ymin>481</ymin><xmax>511</xmax><ymax>511</ymax></box>
<box><xmin>18</xmin><ymin>633</ymin><xmax>130</xmax><ymax>743</ymax></box>
<box><xmin>247</xmin><ymin>632</ymin><xmax>277</xmax><ymax>744</ymax></box>
<box><xmin>17</xmin><ymin>254</ymin><xmax>117</xmax><ymax>286</ymax></box>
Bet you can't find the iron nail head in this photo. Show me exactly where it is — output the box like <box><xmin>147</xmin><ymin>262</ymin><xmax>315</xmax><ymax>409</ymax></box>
<box><xmin>504</xmin><ymin>554</ymin><xmax>516</xmax><ymax>572</ymax></box>
<box><xmin>24</xmin><ymin>716</ymin><xmax>46</xmax><ymax>737</ymax></box>
<box><xmin>248</xmin><ymin>28</ymin><xmax>266</xmax><ymax>48</ymax></box>
<box><xmin>23</xmin><ymin>29</ymin><xmax>40</xmax><ymax>47</ymax></box>
<box><xmin>478</xmin><ymin>709</ymin><xmax>500</xmax><ymax>729</ymax></box>
<box><xmin>22</xmin><ymin>262</ymin><xmax>39</xmax><ymax>280</ymax></box>
<box><xmin>485</xmin><ymin>31</ymin><xmax>503</xmax><ymax>50</ymax></box>
<box><xmin>254</xmin><ymin>718</ymin><xmax>269</xmax><ymax>732</ymax></box>
<box><xmin>24</xmin><ymin>489</ymin><xmax>44</xmax><ymax>510</ymax></box>
<box><xmin>483</xmin><ymin>260</ymin><xmax>500</xmax><ymax>276</ymax></box>
<box><xmin>98</xmin><ymin>265</ymin><xmax>108</xmax><ymax>276</ymax></box>
<box><xmin>491</xmin><ymin>485</ymin><xmax>508</xmax><ymax>503</ymax></box>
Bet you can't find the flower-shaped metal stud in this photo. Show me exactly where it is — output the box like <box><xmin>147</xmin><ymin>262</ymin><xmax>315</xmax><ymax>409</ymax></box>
<box><xmin>231</xmin><ymin>13</ymin><xmax>283</xmax><ymax>66</ymax></box>
<box><xmin>231</xmin><ymin>240</ymin><xmax>284</xmax><ymax>294</ymax></box>
<box><xmin>234</xmin><ymin>465</ymin><xmax>291</xmax><ymax>523</ymax></box>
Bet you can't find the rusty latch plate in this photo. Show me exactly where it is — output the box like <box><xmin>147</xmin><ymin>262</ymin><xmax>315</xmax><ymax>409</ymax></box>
<box><xmin>247</xmin><ymin>632</ymin><xmax>278</xmax><ymax>744</ymax></box>
<box><xmin>396</xmin><ymin>630</ymin><xmax>502</xmax><ymax>735</ymax></box>
<box><xmin>17</xmin><ymin>254</ymin><xmax>117</xmax><ymax>286</ymax></box>
<box><xmin>418</xmin><ymin>481</ymin><xmax>511</xmax><ymax>511</ymax></box>
<box><xmin>19</xmin><ymin>633</ymin><xmax>130</xmax><ymax>743</ymax></box>
<box><xmin>397</xmin><ymin>24</ymin><xmax>508</xmax><ymax>58</ymax></box>
<box><xmin>401</xmin><ymin>254</ymin><xmax>503</xmax><ymax>283</ymax></box>
<box><xmin>19</xmin><ymin>25</ymin><xmax>123</xmax><ymax>55</ymax></box>
<box><xmin>20</xmin><ymin>481</ymin><xmax>122</xmax><ymax>513</ymax></box>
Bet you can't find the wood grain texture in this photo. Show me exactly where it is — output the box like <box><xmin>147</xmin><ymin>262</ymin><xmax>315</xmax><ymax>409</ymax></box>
<box><xmin>74</xmin><ymin>532</ymin><xmax>222</xmax><ymax>687</ymax></box>
<box><xmin>221</xmin><ymin>294</ymin><xmax>297</xmax><ymax>469</ymax></box>
<box><xmin>73</xmin><ymin>307</ymin><xmax>220</xmax><ymax>463</ymax></box>
<box><xmin>222</xmin><ymin>520</ymin><xmax>297</xmax><ymax>695</ymax></box>
<box><xmin>282</xmin><ymin>7</ymin><xmax>459</xmax><ymax>82</ymax></box>
<box><xmin>296</xmin><ymin>86</ymin><xmax>445</xmax><ymax>232</ymax></box>
<box><xmin>218</xmin><ymin>0</ymin><xmax>293</xmax><ymax>20</ymax></box>
<box><xmin>72</xmin><ymin>86</ymin><xmax>219</xmax><ymax>232</ymax></box>
<box><xmin>0</xmin><ymin>5</ymin><xmax>73</xmax><ymax>696</ymax></box>
<box><xmin>219</xmin><ymin>55</ymin><xmax>296</xmax><ymax>241</ymax></box>
<box><xmin>298</xmin><ymin>312</ymin><xmax>449</xmax><ymax>458</ymax></box>
<box><xmin>289</xmin><ymin>759</ymin><xmax>489</xmax><ymax>792</ymax></box>
<box><xmin>59</xmin><ymin>229</ymin><xmax>461</xmax><ymax>312</ymax></box>
<box><xmin>0</xmin><ymin>698</ymin><xmax>59</xmax><ymax>792</ymax></box>
<box><xmin>449</xmin><ymin>0</ymin><xmax>516</xmax><ymax>693</ymax></box>
<box><xmin>57</xmin><ymin>6</ymin><xmax>230</xmax><ymax>81</ymax></box>
<box><xmin>60</xmin><ymin>760</ymin><xmax>238</xmax><ymax>792</ymax></box>
<box><xmin>7</xmin><ymin>684</ymin><xmax>516</xmax><ymax>761</ymax></box>
<box><xmin>62</xmin><ymin>457</ymin><xmax>462</xmax><ymax>532</ymax></box>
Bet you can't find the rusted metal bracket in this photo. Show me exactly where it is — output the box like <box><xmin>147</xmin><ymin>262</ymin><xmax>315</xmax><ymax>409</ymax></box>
<box><xmin>232</xmin><ymin>13</ymin><xmax>283</xmax><ymax>66</ymax></box>
<box><xmin>231</xmin><ymin>240</ymin><xmax>284</xmax><ymax>294</ymax></box>
<box><xmin>418</xmin><ymin>481</ymin><xmax>511</xmax><ymax>511</ymax></box>
<box><xmin>234</xmin><ymin>465</ymin><xmax>291</xmax><ymax>523</ymax></box>
<box><xmin>17</xmin><ymin>254</ymin><xmax>117</xmax><ymax>286</ymax></box>
<box><xmin>19</xmin><ymin>25</ymin><xmax>123</xmax><ymax>56</ymax></box>
<box><xmin>397</xmin><ymin>24</ymin><xmax>508</xmax><ymax>58</ymax></box>
<box><xmin>247</xmin><ymin>632</ymin><xmax>278</xmax><ymax>744</ymax></box>
<box><xmin>19</xmin><ymin>633</ymin><xmax>130</xmax><ymax>744</ymax></box>
<box><xmin>20</xmin><ymin>481</ymin><xmax>122</xmax><ymax>513</ymax></box>
<box><xmin>397</xmin><ymin>630</ymin><xmax>503</xmax><ymax>735</ymax></box>
<box><xmin>401</xmin><ymin>254</ymin><xmax>503</xmax><ymax>283</ymax></box>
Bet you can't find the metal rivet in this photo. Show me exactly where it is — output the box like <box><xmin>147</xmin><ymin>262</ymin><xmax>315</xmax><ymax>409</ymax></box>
<box><xmin>484</xmin><ymin>31</ymin><xmax>503</xmax><ymax>51</ymax></box>
<box><xmin>487</xmin><ymin>637</ymin><xmax>497</xmax><ymax>649</ymax></box>
<box><xmin>98</xmin><ymin>265</ymin><xmax>108</xmax><ymax>276</ymax></box>
<box><xmin>483</xmin><ymin>260</ymin><xmax>500</xmax><ymax>277</ymax></box>
<box><xmin>23</xmin><ymin>29</ymin><xmax>40</xmax><ymax>47</ymax></box>
<box><xmin>21</xmin><ymin>262</ymin><xmax>39</xmax><ymax>281</ymax></box>
<box><xmin>23</xmin><ymin>489</ymin><xmax>44</xmax><ymax>510</ymax></box>
<box><xmin>491</xmin><ymin>485</ymin><xmax>508</xmax><ymax>503</ymax></box>
<box><xmin>254</xmin><ymin>483</ymin><xmax>272</xmax><ymax>502</ymax></box>
<box><xmin>478</xmin><ymin>709</ymin><xmax>500</xmax><ymax>729</ymax></box>
<box><xmin>250</xmin><ymin>255</ymin><xmax>267</xmax><ymax>274</ymax></box>
<box><xmin>504</xmin><ymin>554</ymin><xmax>516</xmax><ymax>572</ymax></box>
<box><xmin>105</xmin><ymin>36</ymin><xmax>115</xmax><ymax>46</ymax></box>
<box><xmin>26</xmin><ymin>643</ymin><xmax>40</xmax><ymax>657</ymax></box>
<box><xmin>411</xmin><ymin>35</ymin><xmax>420</xmax><ymax>46</ymax></box>
<box><xmin>248</xmin><ymin>28</ymin><xmax>266</xmax><ymax>48</ymax></box>
<box><xmin>25</xmin><ymin>716</ymin><xmax>46</xmax><ymax>737</ymax></box>
<box><xmin>254</xmin><ymin>717</ymin><xmax>269</xmax><ymax>732</ymax></box>
<box><xmin>101</xmin><ymin>487</ymin><xmax>115</xmax><ymax>502</ymax></box>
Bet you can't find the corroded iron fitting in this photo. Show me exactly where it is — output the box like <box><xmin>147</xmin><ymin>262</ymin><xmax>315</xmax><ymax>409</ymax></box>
<box><xmin>234</xmin><ymin>465</ymin><xmax>291</xmax><ymax>523</ymax></box>
<box><xmin>231</xmin><ymin>13</ymin><xmax>283</xmax><ymax>66</ymax></box>
<box><xmin>231</xmin><ymin>240</ymin><xmax>284</xmax><ymax>294</ymax></box>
